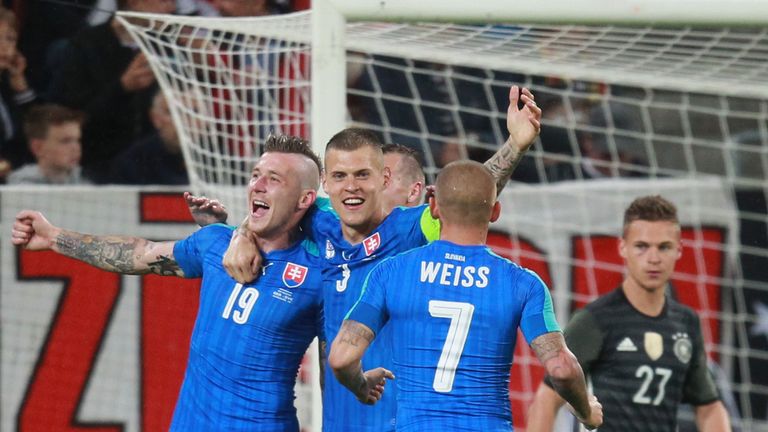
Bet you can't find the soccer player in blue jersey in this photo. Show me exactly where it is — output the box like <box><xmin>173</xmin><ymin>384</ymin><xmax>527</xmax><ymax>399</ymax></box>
<box><xmin>11</xmin><ymin>135</ymin><xmax>327</xmax><ymax>431</ymax></box>
<box><xmin>222</xmin><ymin>86</ymin><xmax>542</xmax><ymax>431</ymax></box>
<box><xmin>380</xmin><ymin>143</ymin><xmax>426</xmax><ymax>210</ymax></box>
<box><xmin>328</xmin><ymin>160</ymin><xmax>603</xmax><ymax>431</ymax></box>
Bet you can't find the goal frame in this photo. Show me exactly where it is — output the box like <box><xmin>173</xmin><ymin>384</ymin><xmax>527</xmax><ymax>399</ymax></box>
<box><xmin>310</xmin><ymin>0</ymin><xmax>768</xmax><ymax>155</ymax></box>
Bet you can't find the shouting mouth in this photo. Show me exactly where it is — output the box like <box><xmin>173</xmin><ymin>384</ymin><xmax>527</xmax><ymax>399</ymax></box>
<box><xmin>252</xmin><ymin>199</ymin><xmax>270</xmax><ymax>217</ymax></box>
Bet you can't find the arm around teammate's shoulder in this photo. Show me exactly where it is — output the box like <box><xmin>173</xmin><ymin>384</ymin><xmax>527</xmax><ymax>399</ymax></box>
<box><xmin>530</xmin><ymin>331</ymin><xmax>603</xmax><ymax>430</ymax></box>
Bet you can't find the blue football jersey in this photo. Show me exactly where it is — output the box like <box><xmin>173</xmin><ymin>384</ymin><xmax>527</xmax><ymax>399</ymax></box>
<box><xmin>304</xmin><ymin>198</ymin><xmax>439</xmax><ymax>432</ymax></box>
<box><xmin>348</xmin><ymin>240</ymin><xmax>560</xmax><ymax>432</ymax></box>
<box><xmin>170</xmin><ymin>224</ymin><xmax>324</xmax><ymax>432</ymax></box>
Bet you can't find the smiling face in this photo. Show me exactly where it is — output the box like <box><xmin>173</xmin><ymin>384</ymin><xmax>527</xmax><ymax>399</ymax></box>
<box><xmin>619</xmin><ymin>220</ymin><xmax>682</xmax><ymax>294</ymax></box>
<box><xmin>323</xmin><ymin>146</ymin><xmax>390</xmax><ymax>243</ymax></box>
<box><xmin>247</xmin><ymin>152</ymin><xmax>316</xmax><ymax>242</ymax></box>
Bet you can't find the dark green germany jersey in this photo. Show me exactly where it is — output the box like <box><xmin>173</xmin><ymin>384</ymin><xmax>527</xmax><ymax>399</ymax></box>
<box><xmin>551</xmin><ymin>287</ymin><xmax>719</xmax><ymax>432</ymax></box>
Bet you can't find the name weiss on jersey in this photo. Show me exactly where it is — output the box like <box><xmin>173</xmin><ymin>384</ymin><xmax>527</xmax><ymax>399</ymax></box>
<box><xmin>420</xmin><ymin>260</ymin><xmax>490</xmax><ymax>288</ymax></box>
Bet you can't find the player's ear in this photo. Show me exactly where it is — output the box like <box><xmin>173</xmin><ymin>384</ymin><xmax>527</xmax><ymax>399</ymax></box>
<box><xmin>490</xmin><ymin>201</ymin><xmax>501</xmax><ymax>223</ymax></box>
<box><xmin>428</xmin><ymin>194</ymin><xmax>439</xmax><ymax>220</ymax></box>
<box><xmin>618</xmin><ymin>237</ymin><xmax>627</xmax><ymax>259</ymax></box>
<box><xmin>408</xmin><ymin>181</ymin><xmax>424</xmax><ymax>205</ymax></box>
<box><xmin>29</xmin><ymin>138</ymin><xmax>44</xmax><ymax>158</ymax></box>
<box><xmin>321</xmin><ymin>169</ymin><xmax>328</xmax><ymax>194</ymax></box>
<box><xmin>298</xmin><ymin>189</ymin><xmax>317</xmax><ymax>210</ymax></box>
<box><xmin>382</xmin><ymin>166</ymin><xmax>391</xmax><ymax>188</ymax></box>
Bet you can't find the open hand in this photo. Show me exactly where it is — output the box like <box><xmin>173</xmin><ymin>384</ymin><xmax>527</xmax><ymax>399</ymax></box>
<box><xmin>185</xmin><ymin>191</ymin><xmax>228</xmax><ymax>226</ymax></box>
<box><xmin>506</xmin><ymin>85</ymin><xmax>542</xmax><ymax>153</ymax></box>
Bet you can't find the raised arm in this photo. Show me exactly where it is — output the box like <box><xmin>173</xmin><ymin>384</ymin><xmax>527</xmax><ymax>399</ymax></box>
<box><xmin>12</xmin><ymin>210</ymin><xmax>184</xmax><ymax>276</ymax></box>
<box><xmin>530</xmin><ymin>331</ymin><xmax>602</xmax><ymax>430</ymax></box>
<box><xmin>484</xmin><ymin>85</ymin><xmax>542</xmax><ymax>196</ymax></box>
<box><xmin>328</xmin><ymin>320</ymin><xmax>394</xmax><ymax>405</ymax></box>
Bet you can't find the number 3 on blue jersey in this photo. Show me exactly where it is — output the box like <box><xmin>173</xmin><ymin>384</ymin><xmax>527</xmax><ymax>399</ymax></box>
<box><xmin>336</xmin><ymin>264</ymin><xmax>351</xmax><ymax>292</ymax></box>
<box><xmin>428</xmin><ymin>300</ymin><xmax>475</xmax><ymax>393</ymax></box>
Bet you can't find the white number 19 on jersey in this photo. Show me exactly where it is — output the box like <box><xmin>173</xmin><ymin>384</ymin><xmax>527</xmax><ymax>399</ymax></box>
<box><xmin>428</xmin><ymin>300</ymin><xmax>475</xmax><ymax>393</ymax></box>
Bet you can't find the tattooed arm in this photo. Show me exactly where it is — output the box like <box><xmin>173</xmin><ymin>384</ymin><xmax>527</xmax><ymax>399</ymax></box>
<box><xmin>484</xmin><ymin>85</ymin><xmax>542</xmax><ymax>196</ymax></box>
<box><xmin>530</xmin><ymin>332</ymin><xmax>602</xmax><ymax>430</ymax></box>
<box><xmin>11</xmin><ymin>210</ymin><xmax>184</xmax><ymax>277</ymax></box>
<box><xmin>328</xmin><ymin>320</ymin><xmax>394</xmax><ymax>405</ymax></box>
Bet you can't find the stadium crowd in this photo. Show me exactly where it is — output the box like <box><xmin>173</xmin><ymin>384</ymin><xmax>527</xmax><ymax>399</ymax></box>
<box><xmin>0</xmin><ymin>0</ymin><xmax>656</xmax><ymax>187</ymax></box>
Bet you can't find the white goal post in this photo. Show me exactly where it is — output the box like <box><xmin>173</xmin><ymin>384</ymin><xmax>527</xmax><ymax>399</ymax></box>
<box><xmin>312</xmin><ymin>0</ymin><xmax>768</xmax><ymax>153</ymax></box>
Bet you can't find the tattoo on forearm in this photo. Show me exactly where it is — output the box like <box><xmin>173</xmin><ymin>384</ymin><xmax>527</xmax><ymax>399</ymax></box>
<box><xmin>148</xmin><ymin>255</ymin><xmax>182</xmax><ymax>276</ymax></box>
<box><xmin>531</xmin><ymin>332</ymin><xmax>562</xmax><ymax>362</ymax></box>
<box><xmin>485</xmin><ymin>141</ymin><xmax>522</xmax><ymax>195</ymax></box>
<box><xmin>55</xmin><ymin>231</ymin><xmax>142</xmax><ymax>273</ymax></box>
<box><xmin>339</xmin><ymin>321</ymin><xmax>374</xmax><ymax>347</ymax></box>
<box><xmin>533</xmin><ymin>332</ymin><xmax>591</xmax><ymax>420</ymax></box>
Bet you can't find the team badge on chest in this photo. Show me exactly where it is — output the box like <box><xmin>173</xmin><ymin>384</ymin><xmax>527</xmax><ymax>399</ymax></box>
<box><xmin>363</xmin><ymin>232</ymin><xmax>381</xmax><ymax>256</ymax></box>
<box><xmin>644</xmin><ymin>332</ymin><xmax>664</xmax><ymax>361</ymax></box>
<box><xmin>673</xmin><ymin>332</ymin><xmax>692</xmax><ymax>364</ymax></box>
<box><xmin>282</xmin><ymin>263</ymin><xmax>308</xmax><ymax>288</ymax></box>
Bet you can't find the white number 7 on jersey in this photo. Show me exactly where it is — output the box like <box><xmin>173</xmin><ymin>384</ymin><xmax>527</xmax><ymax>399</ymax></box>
<box><xmin>428</xmin><ymin>300</ymin><xmax>475</xmax><ymax>393</ymax></box>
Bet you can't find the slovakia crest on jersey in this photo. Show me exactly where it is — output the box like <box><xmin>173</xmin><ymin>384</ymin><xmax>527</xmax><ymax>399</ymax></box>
<box><xmin>363</xmin><ymin>232</ymin><xmax>381</xmax><ymax>256</ymax></box>
<box><xmin>282</xmin><ymin>263</ymin><xmax>308</xmax><ymax>288</ymax></box>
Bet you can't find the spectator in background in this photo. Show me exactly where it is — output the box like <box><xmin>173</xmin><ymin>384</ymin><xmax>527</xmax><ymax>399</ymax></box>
<box><xmin>210</xmin><ymin>0</ymin><xmax>287</xmax><ymax>16</ymax></box>
<box><xmin>49</xmin><ymin>0</ymin><xmax>176</xmax><ymax>183</ymax></box>
<box><xmin>577</xmin><ymin>102</ymin><xmax>648</xmax><ymax>179</ymax></box>
<box><xmin>18</xmin><ymin>0</ymin><xmax>97</xmax><ymax>96</ymax></box>
<box><xmin>109</xmin><ymin>91</ymin><xmax>188</xmax><ymax>185</ymax></box>
<box><xmin>0</xmin><ymin>6</ymin><xmax>39</xmax><ymax>182</ymax></box>
<box><xmin>8</xmin><ymin>103</ymin><xmax>89</xmax><ymax>185</ymax></box>
<box><xmin>435</xmin><ymin>132</ymin><xmax>498</xmax><ymax>169</ymax></box>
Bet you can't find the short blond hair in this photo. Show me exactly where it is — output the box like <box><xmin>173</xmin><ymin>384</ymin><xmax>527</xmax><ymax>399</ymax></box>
<box><xmin>435</xmin><ymin>160</ymin><xmax>496</xmax><ymax>226</ymax></box>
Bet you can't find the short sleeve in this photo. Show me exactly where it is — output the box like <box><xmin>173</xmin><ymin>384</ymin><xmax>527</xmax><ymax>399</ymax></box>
<box><xmin>682</xmin><ymin>314</ymin><xmax>720</xmax><ymax>405</ymax></box>
<box><xmin>520</xmin><ymin>271</ymin><xmax>561</xmax><ymax>344</ymax></box>
<box><xmin>563</xmin><ymin>309</ymin><xmax>604</xmax><ymax>371</ymax></box>
<box><xmin>345</xmin><ymin>258</ymin><xmax>391</xmax><ymax>335</ymax></box>
<box><xmin>172</xmin><ymin>224</ymin><xmax>233</xmax><ymax>278</ymax></box>
<box><xmin>543</xmin><ymin>308</ymin><xmax>604</xmax><ymax>389</ymax></box>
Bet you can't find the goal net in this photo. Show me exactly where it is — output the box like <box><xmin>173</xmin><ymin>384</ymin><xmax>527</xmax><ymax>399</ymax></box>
<box><xmin>115</xmin><ymin>5</ymin><xmax>768</xmax><ymax>431</ymax></box>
